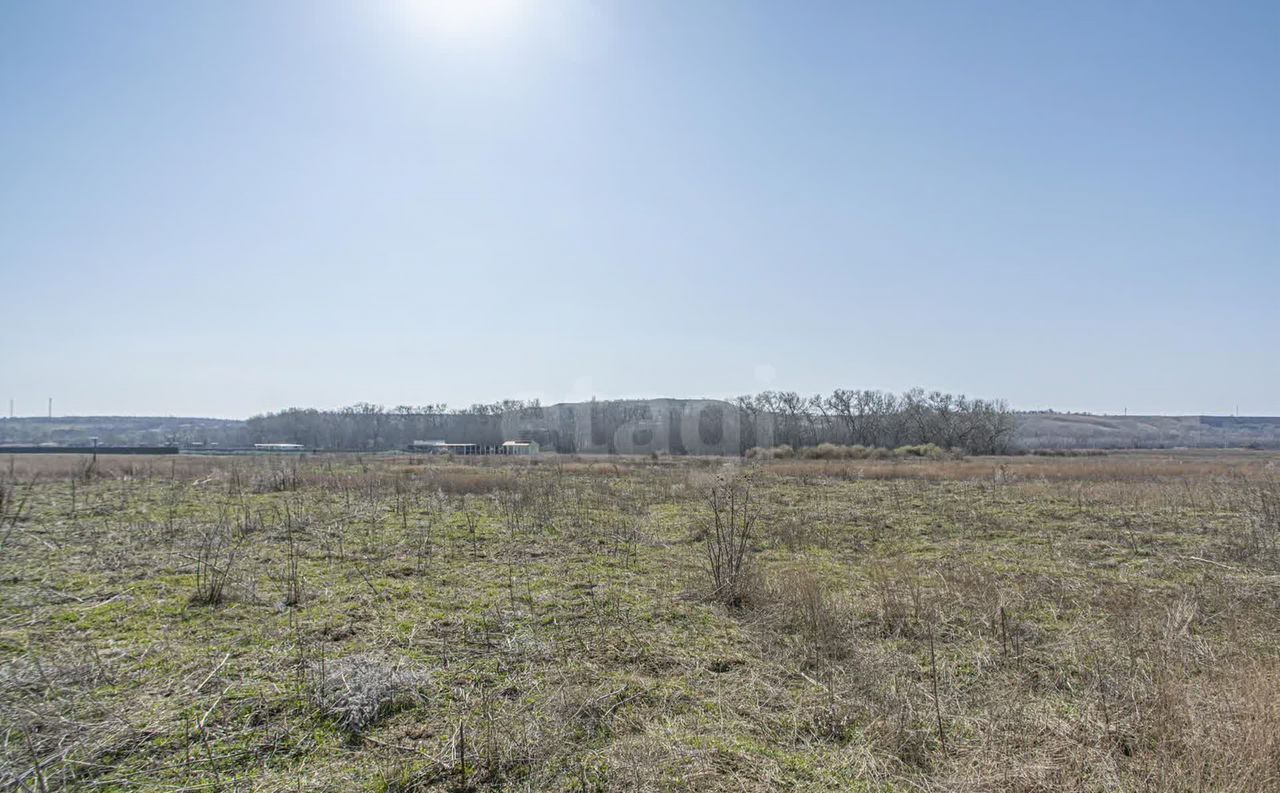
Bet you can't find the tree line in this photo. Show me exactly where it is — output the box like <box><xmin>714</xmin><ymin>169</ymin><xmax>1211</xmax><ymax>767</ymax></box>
<box><xmin>244</xmin><ymin>401</ymin><xmax>543</xmax><ymax>451</ymax></box>
<box><xmin>244</xmin><ymin>389</ymin><xmax>1015</xmax><ymax>455</ymax></box>
<box><xmin>736</xmin><ymin>388</ymin><xmax>1016</xmax><ymax>454</ymax></box>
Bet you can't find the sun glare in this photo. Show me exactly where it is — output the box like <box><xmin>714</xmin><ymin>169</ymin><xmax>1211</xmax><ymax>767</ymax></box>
<box><xmin>402</xmin><ymin>0</ymin><xmax>526</xmax><ymax>39</ymax></box>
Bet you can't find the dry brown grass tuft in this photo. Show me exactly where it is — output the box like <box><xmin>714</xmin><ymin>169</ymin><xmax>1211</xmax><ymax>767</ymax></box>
<box><xmin>763</xmin><ymin>449</ymin><xmax>1280</xmax><ymax>484</ymax></box>
<box><xmin>420</xmin><ymin>465</ymin><xmax>517</xmax><ymax>495</ymax></box>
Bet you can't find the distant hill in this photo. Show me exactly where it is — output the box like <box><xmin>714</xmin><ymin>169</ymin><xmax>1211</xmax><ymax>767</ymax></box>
<box><xmin>0</xmin><ymin>416</ymin><xmax>246</xmax><ymax>447</ymax></box>
<box><xmin>1012</xmin><ymin>413</ymin><xmax>1280</xmax><ymax>450</ymax></box>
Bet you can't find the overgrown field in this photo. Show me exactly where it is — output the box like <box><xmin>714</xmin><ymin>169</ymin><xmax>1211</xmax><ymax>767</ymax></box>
<box><xmin>2</xmin><ymin>451</ymin><xmax>1278</xmax><ymax>791</ymax></box>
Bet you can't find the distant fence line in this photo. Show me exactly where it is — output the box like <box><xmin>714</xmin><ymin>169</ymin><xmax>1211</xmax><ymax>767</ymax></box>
<box><xmin>0</xmin><ymin>446</ymin><xmax>180</xmax><ymax>455</ymax></box>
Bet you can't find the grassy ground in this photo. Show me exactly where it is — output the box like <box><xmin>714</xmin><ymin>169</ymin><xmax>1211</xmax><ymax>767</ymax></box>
<box><xmin>2</xmin><ymin>451</ymin><xmax>1278</xmax><ymax>791</ymax></box>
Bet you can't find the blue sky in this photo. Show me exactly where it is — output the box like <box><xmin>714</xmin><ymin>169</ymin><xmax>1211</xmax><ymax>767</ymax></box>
<box><xmin>2</xmin><ymin>1</ymin><xmax>1276</xmax><ymax>418</ymax></box>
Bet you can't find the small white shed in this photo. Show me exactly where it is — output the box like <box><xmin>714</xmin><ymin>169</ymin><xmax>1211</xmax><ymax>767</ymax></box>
<box><xmin>501</xmin><ymin>440</ymin><xmax>539</xmax><ymax>455</ymax></box>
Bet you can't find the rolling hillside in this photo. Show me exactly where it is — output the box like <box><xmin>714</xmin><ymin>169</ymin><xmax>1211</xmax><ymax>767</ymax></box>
<box><xmin>1013</xmin><ymin>412</ymin><xmax>1280</xmax><ymax>450</ymax></box>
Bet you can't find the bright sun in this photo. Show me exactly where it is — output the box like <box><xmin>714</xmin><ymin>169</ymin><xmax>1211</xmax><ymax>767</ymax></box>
<box><xmin>402</xmin><ymin>0</ymin><xmax>526</xmax><ymax>38</ymax></box>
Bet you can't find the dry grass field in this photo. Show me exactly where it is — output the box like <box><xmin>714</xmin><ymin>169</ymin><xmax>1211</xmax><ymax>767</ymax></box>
<box><xmin>2</xmin><ymin>450</ymin><xmax>1278</xmax><ymax>791</ymax></box>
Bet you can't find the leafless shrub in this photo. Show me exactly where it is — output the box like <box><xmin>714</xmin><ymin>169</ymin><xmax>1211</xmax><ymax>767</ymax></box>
<box><xmin>1248</xmin><ymin>478</ymin><xmax>1280</xmax><ymax>559</ymax></box>
<box><xmin>703</xmin><ymin>475</ymin><xmax>759</xmax><ymax>607</ymax></box>
<box><xmin>411</xmin><ymin>493</ymin><xmax>444</xmax><ymax>574</ymax></box>
<box><xmin>226</xmin><ymin>462</ymin><xmax>246</xmax><ymax>495</ymax></box>
<box><xmin>498</xmin><ymin>488</ymin><xmax>527</xmax><ymax>538</ymax></box>
<box><xmin>252</xmin><ymin>459</ymin><xmax>301</xmax><ymax>493</ymax></box>
<box><xmin>73</xmin><ymin>455</ymin><xmax>99</xmax><ymax>482</ymax></box>
<box><xmin>281</xmin><ymin>518</ymin><xmax>304</xmax><ymax>607</ymax></box>
<box><xmin>0</xmin><ymin>478</ymin><xmax>34</xmax><ymax>549</ymax></box>
<box><xmin>1216</xmin><ymin>478</ymin><xmax>1280</xmax><ymax>564</ymax></box>
<box><xmin>190</xmin><ymin>520</ymin><xmax>243</xmax><ymax>605</ymax></box>
<box><xmin>312</xmin><ymin>654</ymin><xmax>429</xmax><ymax>734</ymax></box>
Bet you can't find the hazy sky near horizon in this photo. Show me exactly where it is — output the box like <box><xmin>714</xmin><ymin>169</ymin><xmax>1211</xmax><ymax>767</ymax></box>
<box><xmin>2</xmin><ymin>1</ymin><xmax>1277</xmax><ymax>419</ymax></box>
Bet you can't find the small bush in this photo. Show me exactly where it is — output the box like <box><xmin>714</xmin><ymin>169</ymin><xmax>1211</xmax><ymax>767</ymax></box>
<box><xmin>894</xmin><ymin>443</ymin><xmax>945</xmax><ymax>459</ymax></box>
<box><xmin>798</xmin><ymin>443</ymin><xmax>892</xmax><ymax>460</ymax></box>
<box><xmin>802</xmin><ymin>443</ymin><xmax>844</xmax><ymax>460</ymax></box>
<box><xmin>746</xmin><ymin>445</ymin><xmax>796</xmax><ymax>460</ymax></box>
<box><xmin>312</xmin><ymin>655</ymin><xmax>429</xmax><ymax>734</ymax></box>
<box><xmin>766</xmin><ymin>443</ymin><xmax>898</xmax><ymax>460</ymax></box>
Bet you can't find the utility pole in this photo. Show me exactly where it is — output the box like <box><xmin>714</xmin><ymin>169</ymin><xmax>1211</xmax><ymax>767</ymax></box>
<box><xmin>48</xmin><ymin>398</ymin><xmax>53</xmax><ymax>419</ymax></box>
<box><xmin>7</xmin><ymin>399</ymin><xmax>11</xmax><ymax>419</ymax></box>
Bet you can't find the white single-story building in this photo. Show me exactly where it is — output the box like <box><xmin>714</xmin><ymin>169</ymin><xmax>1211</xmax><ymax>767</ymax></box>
<box><xmin>501</xmin><ymin>440</ymin><xmax>539</xmax><ymax>455</ymax></box>
<box><xmin>409</xmin><ymin>439</ymin><xmax>539</xmax><ymax>455</ymax></box>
